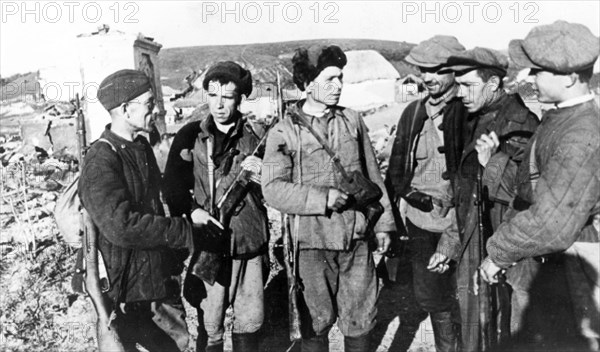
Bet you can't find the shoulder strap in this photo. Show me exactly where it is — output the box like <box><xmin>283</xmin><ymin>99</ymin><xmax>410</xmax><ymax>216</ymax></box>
<box><xmin>290</xmin><ymin>111</ymin><xmax>350</xmax><ymax>181</ymax></box>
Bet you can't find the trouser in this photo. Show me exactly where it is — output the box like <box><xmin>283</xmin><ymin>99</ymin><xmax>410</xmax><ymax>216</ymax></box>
<box><xmin>298</xmin><ymin>239</ymin><xmax>378</xmax><ymax>338</ymax></box>
<box><xmin>196</xmin><ymin>255</ymin><xmax>264</xmax><ymax>349</ymax></box>
<box><xmin>564</xmin><ymin>241</ymin><xmax>600</xmax><ymax>351</ymax></box>
<box><xmin>406</xmin><ymin>219</ymin><xmax>458</xmax><ymax>314</ymax></box>
<box><xmin>114</xmin><ymin>298</ymin><xmax>189</xmax><ymax>352</ymax></box>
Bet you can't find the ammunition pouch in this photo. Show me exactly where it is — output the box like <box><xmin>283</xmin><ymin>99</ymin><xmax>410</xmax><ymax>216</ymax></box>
<box><xmin>338</xmin><ymin>170</ymin><xmax>383</xmax><ymax>210</ymax></box>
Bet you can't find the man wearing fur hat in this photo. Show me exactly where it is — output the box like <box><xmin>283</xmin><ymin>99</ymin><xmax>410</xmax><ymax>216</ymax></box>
<box><xmin>79</xmin><ymin>69</ymin><xmax>211</xmax><ymax>351</ymax></box>
<box><xmin>479</xmin><ymin>21</ymin><xmax>600</xmax><ymax>350</ymax></box>
<box><xmin>428</xmin><ymin>48</ymin><xmax>539</xmax><ymax>351</ymax></box>
<box><xmin>385</xmin><ymin>35</ymin><xmax>468</xmax><ymax>352</ymax></box>
<box><xmin>261</xmin><ymin>45</ymin><xmax>395</xmax><ymax>351</ymax></box>
<box><xmin>188</xmin><ymin>61</ymin><xmax>269</xmax><ymax>352</ymax></box>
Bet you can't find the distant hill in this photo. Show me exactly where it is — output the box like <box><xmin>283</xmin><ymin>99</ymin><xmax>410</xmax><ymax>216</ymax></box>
<box><xmin>159</xmin><ymin>38</ymin><xmax>416</xmax><ymax>90</ymax></box>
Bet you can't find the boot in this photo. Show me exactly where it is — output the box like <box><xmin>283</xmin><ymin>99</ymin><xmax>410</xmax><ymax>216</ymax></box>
<box><xmin>344</xmin><ymin>334</ymin><xmax>371</xmax><ymax>352</ymax></box>
<box><xmin>301</xmin><ymin>334</ymin><xmax>329</xmax><ymax>352</ymax></box>
<box><xmin>232</xmin><ymin>332</ymin><xmax>259</xmax><ymax>352</ymax></box>
<box><xmin>204</xmin><ymin>342</ymin><xmax>224</xmax><ymax>352</ymax></box>
<box><xmin>431</xmin><ymin>311</ymin><xmax>458</xmax><ymax>352</ymax></box>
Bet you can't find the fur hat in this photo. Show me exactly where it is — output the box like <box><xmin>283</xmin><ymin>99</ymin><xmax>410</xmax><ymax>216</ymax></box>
<box><xmin>292</xmin><ymin>45</ymin><xmax>347</xmax><ymax>91</ymax></box>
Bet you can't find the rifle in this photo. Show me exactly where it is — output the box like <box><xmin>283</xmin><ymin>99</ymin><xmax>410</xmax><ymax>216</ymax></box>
<box><xmin>82</xmin><ymin>209</ymin><xmax>125</xmax><ymax>352</ymax></box>
<box><xmin>282</xmin><ymin>214</ymin><xmax>302</xmax><ymax>342</ymax></box>
<box><xmin>476</xmin><ymin>167</ymin><xmax>492</xmax><ymax>351</ymax></box>
<box><xmin>187</xmin><ymin>72</ymin><xmax>285</xmax><ymax>286</ymax></box>
<box><xmin>74</xmin><ymin>93</ymin><xmax>87</xmax><ymax>166</ymax></box>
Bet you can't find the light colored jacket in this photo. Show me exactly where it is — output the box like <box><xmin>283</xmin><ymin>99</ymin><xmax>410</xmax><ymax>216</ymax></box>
<box><xmin>262</xmin><ymin>101</ymin><xmax>395</xmax><ymax>251</ymax></box>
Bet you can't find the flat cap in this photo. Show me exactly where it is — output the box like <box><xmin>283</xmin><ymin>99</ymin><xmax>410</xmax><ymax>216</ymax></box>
<box><xmin>202</xmin><ymin>61</ymin><xmax>253</xmax><ymax>97</ymax></box>
<box><xmin>292</xmin><ymin>45</ymin><xmax>347</xmax><ymax>91</ymax></box>
<box><xmin>97</xmin><ymin>69</ymin><xmax>152</xmax><ymax>111</ymax></box>
<box><xmin>445</xmin><ymin>47</ymin><xmax>509</xmax><ymax>74</ymax></box>
<box><xmin>509</xmin><ymin>20</ymin><xmax>599</xmax><ymax>73</ymax></box>
<box><xmin>405</xmin><ymin>35</ymin><xmax>465</xmax><ymax>68</ymax></box>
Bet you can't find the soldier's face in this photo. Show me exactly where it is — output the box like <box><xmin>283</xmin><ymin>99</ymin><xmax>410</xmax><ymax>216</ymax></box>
<box><xmin>307</xmin><ymin>66</ymin><xmax>344</xmax><ymax>107</ymax></box>
<box><xmin>456</xmin><ymin>70</ymin><xmax>499</xmax><ymax>113</ymax></box>
<box><xmin>207</xmin><ymin>80</ymin><xmax>240</xmax><ymax>124</ymax></box>
<box><xmin>529</xmin><ymin>69</ymin><xmax>565</xmax><ymax>104</ymax></box>
<box><xmin>126</xmin><ymin>90</ymin><xmax>155</xmax><ymax>133</ymax></box>
<box><xmin>419</xmin><ymin>66</ymin><xmax>455</xmax><ymax>98</ymax></box>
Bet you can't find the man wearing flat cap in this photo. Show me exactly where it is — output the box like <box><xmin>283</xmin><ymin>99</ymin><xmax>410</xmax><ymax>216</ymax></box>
<box><xmin>426</xmin><ymin>47</ymin><xmax>539</xmax><ymax>351</ymax></box>
<box><xmin>385</xmin><ymin>35</ymin><xmax>468</xmax><ymax>352</ymax></box>
<box><xmin>187</xmin><ymin>61</ymin><xmax>268</xmax><ymax>352</ymax></box>
<box><xmin>479</xmin><ymin>21</ymin><xmax>600</xmax><ymax>350</ymax></box>
<box><xmin>79</xmin><ymin>69</ymin><xmax>213</xmax><ymax>351</ymax></box>
<box><xmin>262</xmin><ymin>45</ymin><xmax>395</xmax><ymax>351</ymax></box>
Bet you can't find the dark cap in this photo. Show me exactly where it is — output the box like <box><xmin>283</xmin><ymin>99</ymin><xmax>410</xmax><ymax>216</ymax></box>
<box><xmin>292</xmin><ymin>45</ymin><xmax>347</xmax><ymax>91</ymax></box>
<box><xmin>202</xmin><ymin>61</ymin><xmax>253</xmax><ymax>97</ymax></box>
<box><xmin>509</xmin><ymin>20</ymin><xmax>599</xmax><ymax>73</ymax></box>
<box><xmin>97</xmin><ymin>69</ymin><xmax>152</xmax><ymax>111</ymax></box>
<box><xmin>445</xmin><ymin>47</ymin><xmax>509</xmax><ymax>74</ymax></box>
<box><xmin>405</xmin><ymin>35</ymin><xmax>465</xmax><ymax>68</ymax></box>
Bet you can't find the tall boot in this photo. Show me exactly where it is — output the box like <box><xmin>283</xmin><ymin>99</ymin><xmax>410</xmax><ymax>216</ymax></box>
<box><xmin>301</xmin><ymin>334</ymin><xmax>329</xmax><ymax>352</ymax></box>
<box><xmin>344</xmin><ymin>334</ymin><xmax>371</xmax><ymax>352</ymax></box>
<box><xmin>431</xmin><ymin>311</ymin><xmax>458</xmax><ymax>352</ymax></box>
<box><xmin>232</xmin><ymin>332</ymin><xmax>259</xmax><ymax>352</ymax></box>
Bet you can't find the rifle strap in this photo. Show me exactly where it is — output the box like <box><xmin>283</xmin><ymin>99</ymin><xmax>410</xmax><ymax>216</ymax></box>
<box><xmin>528</xmin><ymin>138</ymin><xmax>539</xmax><ymax>192</ymax></box>
<box><xmin>290</xmin><ymin>110</ymin><xmax>351</xmax><ymax>181</ymax></box>
<box><xmin>207</xmin><ymin>137</ymin><xmax>216</xmax><ymax>213</ymax></box>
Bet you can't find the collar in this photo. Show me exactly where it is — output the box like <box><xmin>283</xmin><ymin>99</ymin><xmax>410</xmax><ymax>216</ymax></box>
<box><xmin>427</xmin><ymin>84</ymin><xmax>459</xmax><ymax>107</ymax></box>
<box><xmin>556</xmin><ymin>93</ymin><xmax>595</xmax><ymax>109</ymax></box>
<box><xmin>476</xmin><ymin>91</ymin><xmax>508</xmax><ymax>116</ymax></box>
<box><xmin>198</xmin><ymin>111</ymin><xmax>245</xmax><ymax>140</ymax></box>
<box><xmin>102</xmin><ymin>124</ymin><xmax>147</xmax><ymax>150</ymax></box>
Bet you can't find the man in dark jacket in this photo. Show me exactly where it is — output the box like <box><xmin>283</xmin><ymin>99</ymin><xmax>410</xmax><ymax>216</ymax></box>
<box><xmin>189</xmin><ymin>61</ymin><xmax>269</xmax><ymax>352</ymax></box>
<box><xmin>480</xmin><ymin>21</ymin><xmax>599</xmax><ymax>350</ymax></box>
<box><xmin>385</xmin><ymin>35</ymin><xmax>468</xmax><ymax>352</ymax></box>
<box><xmin>79</xmin><ymin>69</ymin><xmax>205</xmax><ymax>351</ymax></box>
<box><xmin>428</xmin><ymin>48</ymin><xmax>539</xmax><ymax>351</ymax></box>
<box><xmin>262</xmin><ymin>45</ymin><xmax>395</xmax><ymax>352</ymax></box>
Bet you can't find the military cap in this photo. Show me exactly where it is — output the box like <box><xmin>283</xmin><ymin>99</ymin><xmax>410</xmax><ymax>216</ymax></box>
<box><xmin>445</xmin><ymin>47</ymin><xmax>509</xmax><ymax>74</ymax></box>
<box><xmin>509</xmin><ymin>20</ymin><xmax>599</xmax><ymax>73</ymax></box>
<box><xmin>405</xmin><ymin>35</ymin><xmax>465</xmax><ymax>68</ymax></box>
<box><xmin>292</xmin><ymin>45</ymin><xmax>347</xmax><ymax>91</ymax></box>
<box><xmin>202</xmin><ymin>61</ymin><xmax>253</xmax><ymax>97</ymax></box>
<box><xmin>97</xmin><ymin>69</ymin><xmax>152</xmax><ymax>111</ymax></box>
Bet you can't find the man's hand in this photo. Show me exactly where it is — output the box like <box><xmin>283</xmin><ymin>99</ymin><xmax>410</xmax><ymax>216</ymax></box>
<box><xmin>327</xmin><ymin>188</ymin><xmax>349</xmax><ymax>212</ymax></box>
<box><xmin>373</xmin><ymin>232</ymin><xmax>391</xmax><ymax>255</ymax></box>
<box><xmin>240</xmin><ymin>155</ymin><xmax>262</xmax><ymax>183</ymax></box>
<box><xmin>427</xmin><ymin>252</ymin><xmax>451</xmax><ymax>273</ymax></box>
<box><xmin>475</xmin><ymin>131</ymin><xmax>500</xmax><ymax>167</ymax></box>
<box><xmin>191</xmin><ymin>208</ymin><xmax>224</xmax><ymax>229</ymax></box>
<box><xmin>479</xmin><ymin>256</ymin><xmax>502</xmax><ymax>284</ymax></box>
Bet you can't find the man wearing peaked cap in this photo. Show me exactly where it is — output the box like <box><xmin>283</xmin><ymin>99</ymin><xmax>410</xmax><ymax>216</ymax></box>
<box><xmin>429</xmin><ymin>46</ymin><xmax>539</xmax><ymax>351</ymax></box>
<box><xmin>480</xmin><ymin>21</ymin><xmax>600</xmax><ymax>350</ymax></box>
<box><xmin>386</xmin><ymin>35</ymin><xmax>468</xmax><ymax>352</ymax></box>
<box><xmin>79</xmin><ymin>69</ymin><xmax>228</xmax><ymax>351</ymax></box>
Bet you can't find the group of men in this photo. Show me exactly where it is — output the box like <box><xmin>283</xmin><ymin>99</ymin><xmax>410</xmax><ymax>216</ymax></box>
<box><xmin>78</xmin><ymin>19</ymin><xmax>599</xmax><ymax>352</ymax></box>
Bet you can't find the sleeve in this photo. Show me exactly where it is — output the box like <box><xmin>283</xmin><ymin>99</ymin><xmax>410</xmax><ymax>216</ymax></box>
<box><xmin>261</xmin><ymin>122</ymin><xmax>329</xmax><ymax>215</ymax></box>
<box><xmin>483</xmin><ymin>133</ymin><xmax>532</xmax><ymax>205</ymax></box>
<box><xmin>487</xmin><ymin>128</ymin><xmax>600</xmax><ymax>268</ymax></box>
<box><xmin>162</xmin><ymin>125</ymin><xmax>197</xmax><ymax>217</ymax></box>
<box><xmin>385</xmin><ymin>103</ymin><xmax>414</xmax><ymax>198</ymax></box>
<box><xmin>358</xmin><ymin>116</ymin><xmax>396</xmax><ymax>233</ymax></box>
<box><xmin>437</xmin><ymin>212</ymin><xmax>462</xmax><ymax>261</ymax></box>
<box><xmin>79</xmin><ymin>144</ymin><xmax>194</xmax><ymax>251</ymax></box>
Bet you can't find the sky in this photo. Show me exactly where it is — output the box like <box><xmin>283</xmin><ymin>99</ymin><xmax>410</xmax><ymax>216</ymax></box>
<box><xmin>1</xmin><ymin>0</ymin><xmax>599</xmax><ymax>76</ymax></box>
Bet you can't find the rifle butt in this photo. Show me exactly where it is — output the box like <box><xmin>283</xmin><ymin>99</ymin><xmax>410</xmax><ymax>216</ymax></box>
<box><xmin>282</xmin><ymin>214</ymin><xmax>302</xmax><ymax>341</ymax></box>
<box><xmin>82</xmin><ymin>210</ymin><xmax>125</xmax><ymax>351</ymax></box>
